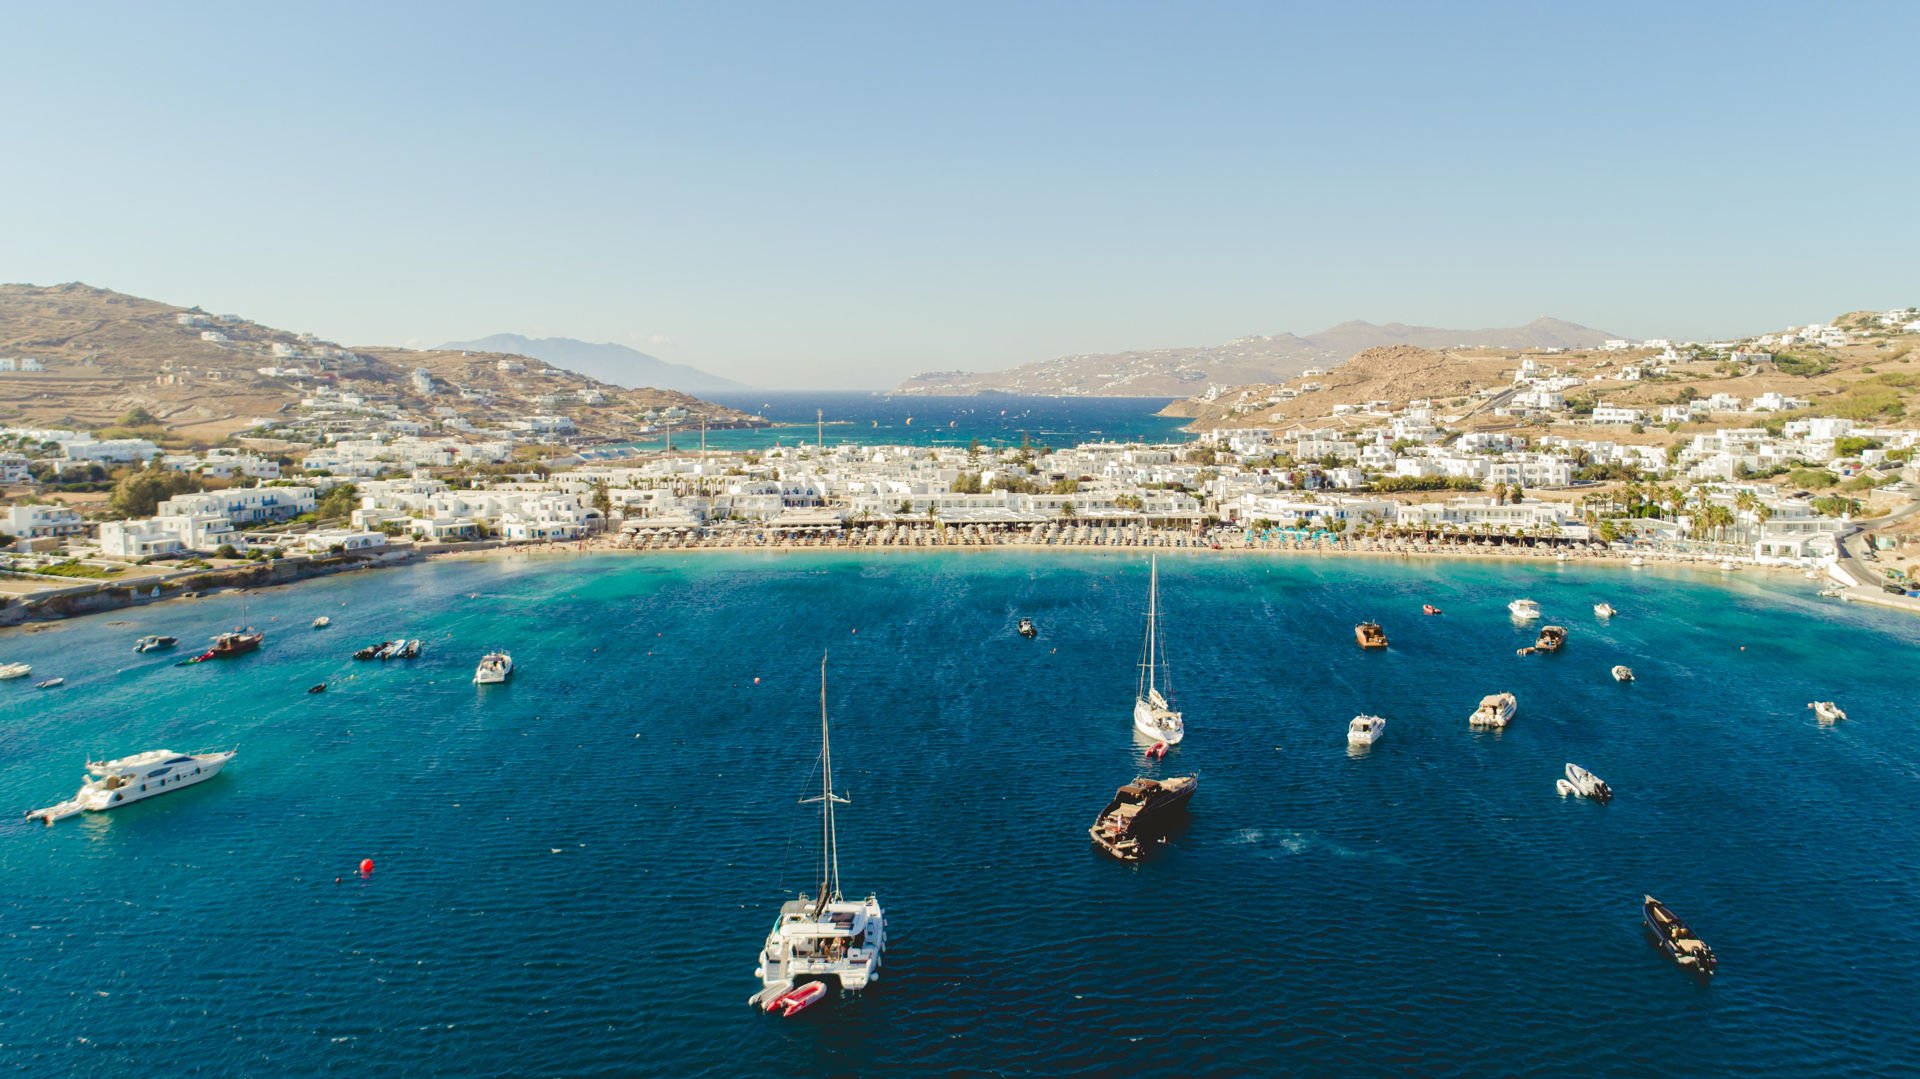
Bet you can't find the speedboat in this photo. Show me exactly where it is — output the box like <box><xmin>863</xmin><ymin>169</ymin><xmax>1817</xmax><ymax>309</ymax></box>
<box><xmin>1593</xmin><ymin>602</ymin><xmax>1617</xmax><ymax>618</ymax></box>
<box><xmin>1354</xmin><ymin>621</ymin><xmax>1388</xmax><ymax>649</ymax></box>
<box><xmin>311</xmin><ymin>616</ymin><xmax>331</xmax><ymax>629</ymax></box>
<box><xmin>749</xmin><ymin>655</ymin><xmax>886</xmax><ymax>1014</ymax></box>
<box><xmin>1531</xmin><ymin>625</ymin><xmax>1567</xmax><ymax>652</ymax></box>
<box><xmin>1469</xmin><ymin>692</ymin><xmax>1516</xmax><ymax>728</ymax></box>
<box><xmin>25</xmin><ymin>748</ymin><xmax>237</xmax><ymax>825</ymax></box>
<box><xmin>1347</xmin><ymin>714</ymin><xmax>1386</xmax><ymax>746</ymax></box>
<box><xmin>1132</xmin><ymin>557</ymin><xmax>1185</xmax><ymax>744</ymax></box>
<box><xmin>35</xmin><ymin>677</ymin><xmax>64</xmax><ymax>690</ymax></box>
<box><xmin>0</xmin><ymin>662</ymin><xmax>30</xmax><ymax>680</ymax></box>
<box><xmin>1612</xmin><ymin>665</ymin><xmax>1635</xmax><ymax>683</ymax></box>
<box><xmin>1809</xmin><ymin>700</ymin><xmax>1845</xmax><ymax>723</ymax></box>
<box><xmin>474</xmin><ymin>652</ymin><xmax>514</xmax><ymax>684</ymax></box>
<box><xmin>134</xmin><ymin>635</ymin><xmax>178</xmax><ymax>654</ymax></box>
<box><xmin>1564</xmin><ymin>762</ymin><xmax>1613</xmax><ymax>803</ymax></box>
<box><xmin>1017</xmin><ymin>617</ymin><xmax>1037</xmax><ymax>639</ymax></box>
<box><xmin>1088</xmin><ymin>774</ymin><xmax>1198</xmax><ymax>860</ymax></box>
<box><xmin>1644</xmin><ymin>895</ymin><xmax>1717</xmax><ymax>977</ymax></box>
<box><xmin>1508</xmin><ymin>598</ymin><xmax>1541</xmax><ymax>620</ymax></box>
<box><xmin>1422</xmin><ymin>604</ymin><xmax>1442</xmax><ymax>615</ymax></box>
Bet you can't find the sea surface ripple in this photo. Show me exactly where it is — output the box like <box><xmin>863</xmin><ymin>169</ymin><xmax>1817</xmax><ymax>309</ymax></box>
<box><xmin>3</xmin><ymin>551</ymin><xmax>1918</xmax><ymax>1075</ymax></box>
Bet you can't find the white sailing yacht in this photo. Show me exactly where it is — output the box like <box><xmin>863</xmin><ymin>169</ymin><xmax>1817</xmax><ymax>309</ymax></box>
<box><xmin>1133</xmin><ymin>556</ymin><xmax>1185</xmax><ymax>744</ymax></box>
<box><xmin>749</xmin><ymin>654</ymin><xmax>886</xmax><ymax>1015</ymax></box>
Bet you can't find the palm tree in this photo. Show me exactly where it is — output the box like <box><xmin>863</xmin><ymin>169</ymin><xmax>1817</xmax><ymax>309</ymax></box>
<box><xmin>1733</xmin><ymin>490</ymin><xmax>1758</xmax><ymax>544</ymax></box>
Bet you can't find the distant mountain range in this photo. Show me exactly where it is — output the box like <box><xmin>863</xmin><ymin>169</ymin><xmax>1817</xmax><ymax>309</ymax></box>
<box><xmin>439</xmin><ymin>333</ymin><xmax>751</xmax><ymax>394</ymax></box>
<box><xmin>893</xmin><ymin>317</ymin><xmax>1621</xmax><ymax>397</ymax></box>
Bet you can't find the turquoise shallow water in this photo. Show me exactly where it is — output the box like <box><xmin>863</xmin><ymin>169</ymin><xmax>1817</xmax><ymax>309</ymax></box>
<box><xmin>3</xmin><ymin>552</ymin><xmax>1919</xmax><ymax>1075</ymax></box>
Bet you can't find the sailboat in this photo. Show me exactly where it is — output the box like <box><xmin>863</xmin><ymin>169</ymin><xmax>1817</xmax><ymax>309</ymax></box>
<box><xmin>1133</xmin><ymin>556</ymin><xmax>1185</xmax><ymax>744</ymax></box>
<box><xmin>749</xmin><ymin>654</ymin><xmax>887</xmax><ymax>1015</ymax></box>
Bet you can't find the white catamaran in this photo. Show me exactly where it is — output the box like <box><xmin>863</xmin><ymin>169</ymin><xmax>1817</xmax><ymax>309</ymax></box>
<box><xmin>749</xmin><ymin>654</ymin><xmax>887</xmax><ymax>1016</ymax></box>
<box><xmin>1133</xmin><ymin>556</ymin><xmax>1185</xmax><ymax>744</ymax></box>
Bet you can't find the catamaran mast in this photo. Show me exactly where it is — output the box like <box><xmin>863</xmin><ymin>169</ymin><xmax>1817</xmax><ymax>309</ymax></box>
<box><xmin>804</xmin><ymin>651</ymin><xmax>849</xmax><ymax>910</ymax></box>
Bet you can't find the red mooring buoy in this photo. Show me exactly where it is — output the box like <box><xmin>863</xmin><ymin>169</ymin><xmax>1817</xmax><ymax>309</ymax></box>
<box><xmin>359</xmin><ymin>858</ymin><xmax>375</xmax><ymax>876</ymax></box>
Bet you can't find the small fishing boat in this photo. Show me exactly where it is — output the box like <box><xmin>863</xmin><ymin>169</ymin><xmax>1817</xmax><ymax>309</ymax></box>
<box><xmin>209</xmin><ymin>629</ymin><xmax>262</xmax><ymax>658</ymax></box>
<box><xmin>35</xmin><ymin>677</ymin><xmax>64</xmax><ymax>690</ymax></box>
<box><xmin>1089</xmin><ymin>774</ymin><xmax>1198</xmax><ymax>861</ymax></box>
<box><xmin>1469</xmin><ymin>692</ymin><xmax>1516</xmax><ymax>729</ymax></box>
<box><xmin>1611</xmin><ymin>665</ymin><xmax>1634</xmax><ymax>683</ymax></box>
<box><xmin>134</xmin><ymin>635</ymin><xmax>178</xmax><ymax>654</ymax></box>
<box><xmin>1809</xmin><ymin>700</ymin><xmax>1846</xmax><ymax>723</ymax></box>
<box><xmin>0</xmin><ymin>662</ymin><xmax>31</xmax><ymax>680</ymax></box>
<box><xmin>1422</xmin><ymin>604</ymin><xmax>1442</xmax><ymax>615</ymax></box>
<box><xmin>307</xmin><ymin>683</ymin><xmax>326</xmax><ymax>694</ymax></box>
<box><xmin>1508</xmin><ymin>598</ymin><xmax>1541</xmax><ymax>620</ymax></box>
<box><xmin>1347</xmin><ymin>714</ymin><xmax>1386</xmax><ymax>746</ymax></box>
<box><xmin>312</xmin><ymin>616</ymin><xmax>331</xmax><ymax>629</ymax></box>
<box><xmin>1017</xmin><ymin>617</ymin><xmax>1037</xmax><ymax>639</ymax></box>
<box><xmin>1644</xmin><ymin>895</ymin><xmax>1717</xmax><ymax>977</ymax></box>
<box><xmin>1354</xmin><ymin>621</ymin><xmax>1388</xmax><ymax>649</ymax></box>
<box><xmin>474</xmin><ymin>652</ymin><xmax>514</xmax><ymax>684</ymax></box>
<box><xmin>1593</xmin><ymin>602</ymin><xmax>1617</xmax><ymax>618</ymax></box>
<box><xmin>1564</xmin><ymin>762</ymin><xmax>1613</xmax><ymax>803</ymax></box>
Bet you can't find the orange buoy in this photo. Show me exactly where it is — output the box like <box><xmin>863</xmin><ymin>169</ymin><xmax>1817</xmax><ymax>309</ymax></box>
<box><xmin>359</xmin><ymin>858</ymin><xmax>374</xmax><ymax>875</ymax></box>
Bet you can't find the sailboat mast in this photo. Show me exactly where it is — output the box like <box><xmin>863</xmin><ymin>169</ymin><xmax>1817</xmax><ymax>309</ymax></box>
<box><xmin>818</xmin><ymin>652</ymin><xmax>842</xmax><ymax>903</ymax></box>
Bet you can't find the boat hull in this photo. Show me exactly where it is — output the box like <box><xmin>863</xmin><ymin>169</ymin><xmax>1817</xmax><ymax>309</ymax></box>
<box><xmin>1132</xmin><ymin>699</ymin><xmax>1184</xmax><ymax>744</ymax></box>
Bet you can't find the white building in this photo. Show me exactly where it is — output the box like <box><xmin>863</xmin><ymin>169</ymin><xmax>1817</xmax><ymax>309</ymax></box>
<box><xmin>1591</xmin><ymin>406</ymin><xmax>1645</xmax><ymax>426</ymax></box>
<box><xmin>3</xmin><ymin>504</ymin><xmax>85</xmax><ymax>539</ymax></box>
<box><xmin>158</xmin><ymin>486</ymin><xmax>316</xmax><ymax>524</ymax></box>
<box><xmin>96</xmin><ymin>518</ymin><xmax>187</xmax><ymax>559</ymax></box>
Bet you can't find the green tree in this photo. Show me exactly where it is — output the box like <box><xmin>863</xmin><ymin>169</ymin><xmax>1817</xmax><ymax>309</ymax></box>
<box><xmin>1050</xmin><ymin>478</ymin><xmax>1079</xmax><ymax>495</ymax></box>
<box><xmin>314</xmin><ymin>483</ymin><xmax>361</xmax><ymax>521</ymax></box>
<box><xmin>590</xmin><ymin>479</ymin><xmax>612</xmax><ymax>517</ymax></box>
<box><xmin>118</xmin><ymin>406</ymin><xmax>160</xmax><ymax>427</ymax></box>
<box><xmin>108</xmin><ymin>464</ymin><xmax>200</xmax><ymax>518</ymax></box>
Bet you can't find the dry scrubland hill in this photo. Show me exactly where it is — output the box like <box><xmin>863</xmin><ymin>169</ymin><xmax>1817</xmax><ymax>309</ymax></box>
<box><xmin>0</xmin><ymin>283</ymin><xmax>750</xmax><ymax>444</ymax></box>
<box><xmin>895</xmin><ymin>317</ymin><xmax>1616</xmax><ymax>397</ymax></box>
<box><xmin>1170</xmin><ymin>330</ymin><xmax>1920</xmax><ymax>443</ymax></box>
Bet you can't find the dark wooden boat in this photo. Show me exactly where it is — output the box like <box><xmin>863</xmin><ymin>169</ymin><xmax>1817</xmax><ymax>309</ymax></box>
<box><xmin>1644</xmin><ymin>895</ymin><xmax>1717</xmax><ymax>977</ymax></box>
<box><xmin>1533</xmin><ymin>625</ymin><xmax>1567</xmax><ymax>652</ymax></box>
<box><xmin>1354</xmin><ymin>621</ymin><xmax>1388</xmax><ymax>649</ymax></box>
<box><xmin>209</xmin><ymin>629</ymin><xmax>263</xmax><ymax>658</ymax></box>
<box><xmin>1089</xmin><ymin>775</ymin><xmax>1197</xmax><ymax>861</ymax></box>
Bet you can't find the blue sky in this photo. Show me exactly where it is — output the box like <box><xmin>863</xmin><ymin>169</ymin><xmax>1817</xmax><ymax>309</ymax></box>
<box><xmin>3</xmin><ymin>2</ymin><xmax>1915</xmax><ymax>388</ymax></box>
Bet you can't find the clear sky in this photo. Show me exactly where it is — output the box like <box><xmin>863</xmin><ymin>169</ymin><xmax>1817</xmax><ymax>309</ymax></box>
<box><xmin>4</xmin><ymin>2</ymin><xmax>1915</xmax><ymax>388</ymax></box>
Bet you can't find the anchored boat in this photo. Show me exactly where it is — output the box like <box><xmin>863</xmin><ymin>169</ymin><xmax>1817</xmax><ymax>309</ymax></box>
<box><xmin>1564</xmin><ymin>762</ymin><xmax>1613</xmax><ymax>803</ymax></box>
<box><xmin>1808</xmin><ymin>701</ymin><xmax>1846</xmax><ymax>723</ymax></box>
<box><xmin>1644</xmin><ymin>895</ymin><xmax>1717</xmax><ymax>977</ymax></box>
<box><xmin>1354</xmin><ymin>621</ymin><xmax>1388</xmax><ymax>649</ymax></box>
<box><xmin>1347</xmin><ymin>714</ymin><xmax>1386</xmax><ymax>747</ymax></box>
<box><xmin>134</xmin><ymin>635</ymin><xmax>178</xmax><ymax>654</ymax></box>
<box><xmin>1611</xmin><ymin>665</ymin><xmax>1635</xmax><ymax>683</ymax></box>
<box><xmin>1132</xmin><ymin>557</ymin><xmax>1185</xmax><ymax>745</ymax></box>
<box><xmin>1089</xmin><ymin>774</ymin><xmax>1198</xmax><ymax>861</ymax></box>
<box><xmin>1017</xmin><ymin>617</ymin><xmax>1037</xmax><ymax>639</ymax></box>
<box><xmin>1469</xmin><ymin>692</ymin><xmax>1516</xmax><ymax>729</ymax></box>
<box><xmin>474</xmin><ymin>652</ymin><xmax>514</xmax><ymax>684</ymax></box>
<box><xmin>25</xmin><ymin>748</ymin><xmax>237</xmax><ymax>825</ymax></box>
<box><xmin>748</xmin><ymin>654</ymin><xmax>887</xmax><ymax>1015</ymax></box>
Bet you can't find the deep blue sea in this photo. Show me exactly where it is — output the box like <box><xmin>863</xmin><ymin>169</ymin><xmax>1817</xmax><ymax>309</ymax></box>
<box><xmin>4</xmin><ymin>552</ymin><xmax>1920</xmax><ymax>1075</ymax></box>
<box><xmin>612</xmin><ymin>392</ymin><xmax>1192</xmax><ymax>453</ymax></box>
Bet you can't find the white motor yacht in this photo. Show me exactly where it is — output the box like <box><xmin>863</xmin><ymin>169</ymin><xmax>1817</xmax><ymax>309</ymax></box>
<box><xmin>473</xmin><ymin>652</ymin><xmax>513</xmax><ymax>684</ymax></box>
<box><xmin>0</xmin><ymin>662</ymin><xmax>31</xmax><ymax>680</ymax></box>
<box><xmin>1594</xmin><ymin>602</ymin><xmax>1617</xmax><ymax>618</ymax></box>
<box><xmin>750</xmin><ymin>655</ymin><xmax>886</xmax><ymax>1016</ymax></box>
<box><xmin>26</xmin><ymin>748</ymin><xmax>236</xmax><ymax>825</ymax></box>
<box><xmin>1809</xmin><ymin>700</ymin><xmax>1846</xmax><ymax>723</ymax></box>
<box><xmin>1131</xmin><ymin>556</ymin><xmax>1185</xmax><ymax>744</ymax></box>
<box><xmin>1469</xmin><ymin>692</ymin><xmax>1516</xmax><ymax>728</ymax></box>
<box><xmin>1508</xmin><ymin>599</ymin><xmax>1541</xmax><ymax>620</ymax></box>
<box><xmin>1347</xmin><ymin>714</ymin><xmax>1386</xmax><ymax>746</ymax></box>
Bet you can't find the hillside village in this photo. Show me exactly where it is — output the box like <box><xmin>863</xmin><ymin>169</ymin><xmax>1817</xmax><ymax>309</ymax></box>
<box><xmin>5</xmin><ymin>301</ymin><xmax>1920</xmax><ymax>620</ymax></box>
